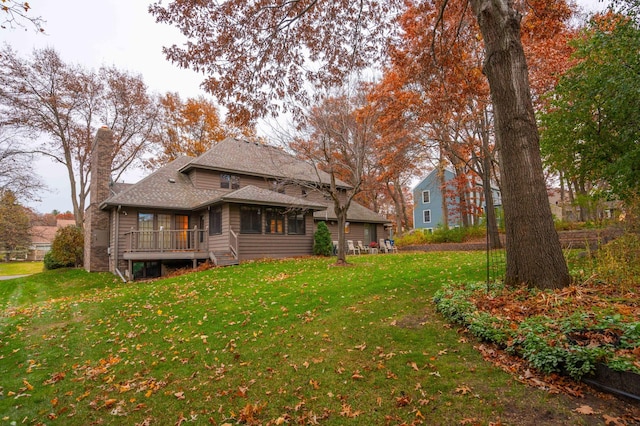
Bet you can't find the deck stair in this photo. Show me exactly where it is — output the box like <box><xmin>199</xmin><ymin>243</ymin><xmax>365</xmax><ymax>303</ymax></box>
<box><xmin>210</xmin><ymin>251</ymin><xmax>239</xmax><ymax>267</ymax></box>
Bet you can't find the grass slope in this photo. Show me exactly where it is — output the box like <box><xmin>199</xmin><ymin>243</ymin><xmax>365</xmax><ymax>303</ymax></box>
<box><xmin>0</xmin><ymin>253</ymin><xmax>602</xmax><ymax>425</ymax></box>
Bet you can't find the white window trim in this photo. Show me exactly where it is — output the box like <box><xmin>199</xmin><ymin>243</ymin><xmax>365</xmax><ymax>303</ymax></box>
<box><xmin>422</xmin><ymin>190</ymin><xmax>431</xmax><ymax>204</ymax></box>
<box><xmin>423</xmin><ymin>209</ymin><xmax>431</xmax><ymax>224</ymax></box>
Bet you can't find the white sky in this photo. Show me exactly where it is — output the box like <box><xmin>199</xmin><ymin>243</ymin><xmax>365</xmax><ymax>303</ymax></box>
<box><xmin>2</xmin><ymin>0</ymin><xmax>607</xmax><ymax>214</ymax></box>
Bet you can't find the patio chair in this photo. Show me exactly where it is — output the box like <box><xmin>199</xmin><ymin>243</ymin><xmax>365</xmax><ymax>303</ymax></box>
<box><xmin>385</xmin><ymin>240</ymin><xmax>398</xmax><ymax>254</ymax></box>
<box><xmin>379</xmin><ymin>239</ymin><xmax>389</xmax><ymax>254</ymax></box>
<box><xmin>347</xmin><ymin>240</ymin><xmax>360</xmax><ymax>255</ymax></box>
<box><xmin>357</xmin><ymin>241</ymin><xmax>369</xmax><ymax>254</ymax></box>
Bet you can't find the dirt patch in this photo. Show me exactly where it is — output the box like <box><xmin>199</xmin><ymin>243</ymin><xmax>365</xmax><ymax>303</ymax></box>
<box><xmin>394</xmin><ymin>313</ymin><xmax>430</xmax><ymax>329</ymax></box>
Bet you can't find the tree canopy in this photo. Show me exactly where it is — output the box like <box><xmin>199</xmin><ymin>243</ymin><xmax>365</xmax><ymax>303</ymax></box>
<box><xmin>540</xmin><ymin>12</ymin><xmax>640</xmax><ymax>201</ymax></box>
<box><xmin>0</xmin><ymin>46</ymin><xmax>159</xmax><ymax>226</ymax></box>
<box><xmin>0</xmin><ymin>189</ymin><xmax>31</xmax><ymax>261</ymax></box>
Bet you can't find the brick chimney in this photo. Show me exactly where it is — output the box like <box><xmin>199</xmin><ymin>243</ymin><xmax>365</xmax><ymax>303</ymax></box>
<box><xmin>84</xmin><ymin>127</ymin><xmax>114</xmax><ymax>272</ymax></box>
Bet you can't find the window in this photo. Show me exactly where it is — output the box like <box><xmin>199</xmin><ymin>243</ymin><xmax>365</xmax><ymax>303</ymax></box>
<box><xmin>221</xmin><ymin>173</ymin><xmax>240</xmax><ymax>189</ymax></box>
<box><xmin>240</xmin><ymin>206</ymin><xmax>262</xmax><ymax>233</ymax></box>
<box><xmin>209</xmin><ymin>206</ymin><xmax>222</xmax><ymax>235</ymax></box>
<box><xmin>175</xmin><ymin>214</ymin><xmax>189</xmax><ymax>249</ymax></box>
<box><xmin>287</xmin><ymin>212</ymin><xmax>306</xmax><ymax>235</ymax></box>
<box><xmin>137</xmin><ymin>213</ymin><xmax>171</xmax><ymax>249</ymax></box>
<box><xmin>270</xmin><ymin>180</ymin><xmax>285</xmax><ymax>194</ymax></box>
<box><xmin>422</xmin><ymin>190</ymin><xmax>431</xmax><ymax>204</ymax></box>
<box><xmin>265</xmin><ymin>208</ymin><xmax>285</xmax><ymax>234</ymax></box>
<box><xmin>138</xmin><ymin>213</ymin><xmax>154</xmax><ymax>249</ymax></box>
<box><xmin>423</xmin><ymin>210</ymin><xmax>431</xmax><ymax>224</ymax></box>
<box><xmin>345</xmin><ymin>221</ymin><xmax>350</xmax><ymax>234</ymax></box>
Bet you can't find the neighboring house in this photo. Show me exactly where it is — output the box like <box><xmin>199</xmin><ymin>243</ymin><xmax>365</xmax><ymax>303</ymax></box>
<box><xmin>84</xmin><ymin>128</ymin><xmax>390</xmax><ymax>280</ymax></box>
<box><xmin>548</xmin><ymin>188</ymin><xmax>622</xmax><ymax>222</ymax></box>
<box><xmin>28</xmin><ymin>219</ymin><xmax>76</xmax><ymax>261</ymax></box>
<box><xmin>412</xmin><ymin>169</ymin><xmax>501</xmax><ymax>231</ymax></box>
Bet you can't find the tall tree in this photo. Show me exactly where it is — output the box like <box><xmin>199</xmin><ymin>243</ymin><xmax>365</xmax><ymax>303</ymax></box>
<box><xmin>365</xmin><ymin>74</ymin><xmax>424</xmax><ymax>234</ymax></box>
<box><xmin>0</xmin><ymin>126</ymin><xmax>44</xmax><ymax>201</ymax></box>
<box><xmin>0</xmin><ymin>189</ymin><xmax>31</xmax><ymax>261</ymax></box>
<box><xmin>148</xmin><ymin>93</ymin><xmax>228</xmax><ymax>168</ymax></box>
<box><xmin>0</xmin><ymin>46</ymin><xmax>158</xmax><ymax>227</ymax></box>
<box><xmin>291</xmin><ymin>90</ymin><xmax>377</xmax><ymax>264</ymax></box>
<box><xmin>149</xmin><ymin>0</ymin><xmax>572</xmax><ymax>288</ymax></box>
<box><xmin>540</xmin><ymin>12</ymin><xmax>640</xmax><ymax>201</ymax></box>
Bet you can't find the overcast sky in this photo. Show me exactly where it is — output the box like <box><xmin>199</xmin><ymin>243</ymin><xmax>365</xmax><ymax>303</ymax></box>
<box><xmin>3</xmin><ymin>0</ymin><xmax>607</xmax><ymax>214</ymax></box>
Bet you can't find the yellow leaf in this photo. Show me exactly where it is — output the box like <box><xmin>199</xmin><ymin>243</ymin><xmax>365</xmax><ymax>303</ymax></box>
<box><xmin>23</xmin><ymin>379</ymin><xmax>34</xmax><ymax>391</ymax></box>
<box><xmin>104</xmin><ymin>398</ymin><xmax>117</xmax><ymax>407</ymax></box>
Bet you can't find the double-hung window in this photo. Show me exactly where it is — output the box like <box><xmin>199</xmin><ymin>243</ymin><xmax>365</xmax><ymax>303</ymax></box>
<box><xmin>221</xmin><ymin>173</ymin><xmax>240</xmax><ymax>189</ymax></box>
<box><xmin>423</xmin><ymin>210</ymin><xmax>432</xmax><ymax>224</ymax></box>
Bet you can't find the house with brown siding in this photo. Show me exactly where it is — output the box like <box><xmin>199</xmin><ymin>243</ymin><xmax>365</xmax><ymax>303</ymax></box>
<box><xmin>85</xmin><ymin>128</ymin><xmax>390</xmax><ymax>280</ymax></box>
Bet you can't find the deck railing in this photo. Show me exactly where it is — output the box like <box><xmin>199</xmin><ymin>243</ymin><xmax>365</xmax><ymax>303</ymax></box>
<box><xmin>229</xmin><ymin>228</ymin><xmax>238</xmax><ymax>259</ymax></box>
<box><xmin>125</xmin><ymin>227</ymin><xmax>207</xmax><ymax>253</ymax></box>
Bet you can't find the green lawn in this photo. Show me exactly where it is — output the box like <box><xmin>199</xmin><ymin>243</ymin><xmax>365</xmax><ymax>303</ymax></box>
<box><xmin>0</xmin><ymin>261</ymin><xmax>43</xmax><ymax>276</ymax></box>
<box><xmin>0</xmin><ymin>253</ymin><xmax>599</xmax><ymax>425</ymax></box>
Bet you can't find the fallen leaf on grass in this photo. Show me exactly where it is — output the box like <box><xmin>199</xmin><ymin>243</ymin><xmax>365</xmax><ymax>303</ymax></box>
<box><xmin>351</xmin><ymin>371</ymin><xmax>364</xmax><ymax>380</ymax></box>
<box><xmin>340</xmin><ymin>403</ymin><xmax>362</xmax><ymax>418</ymax></box>
<box><xmin>174</xmin><ymin>391</ymin><xmax>185</xmax><ymax>400</ymax></box>
<box><xmin>455</xmin><ymin>385</ymin><xmax>472</xmax><ymax>395</ymax></box>
<box><xmin>395</xmin><ymin>395</ymin><xmax>411</xmax><ymax>407</ymax></box>
<box><xmin>574</xmin><ymin>405</ymin><xmax>595</xmax><ymax>415</ymax></box>
<box><xmin>603</xmin><ymin>414</ymin><xmax>626</xmax><ymax>426</ymax></box>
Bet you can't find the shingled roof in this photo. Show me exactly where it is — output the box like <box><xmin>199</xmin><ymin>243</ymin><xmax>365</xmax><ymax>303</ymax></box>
<box><xmin>101</xmin><ymin>158</ymin><xmax>329</xmax><ymax>212</ymax></box>
<box><xmin>100</xmin><ymin>139</ymin><xmax>389</xmax><ymax>224</ymax></box>
<box><xmin>180</xmin><ymin>138</ymin><xmax>351</xmax><ymax>188</ymax></box>
<box><xmin>218</xmin><ymin>185</ymin><xmax>327</xmax><ymax>210</ymax></box>
<box><xmin>101</xmin><ymin>156</ymin><xmax>226</xmax><ymax>210</ymax></box>
<box><xmin>314</xmin><ymin>201</ymin><xmax>390</xmax><ymax>224</ymax></box>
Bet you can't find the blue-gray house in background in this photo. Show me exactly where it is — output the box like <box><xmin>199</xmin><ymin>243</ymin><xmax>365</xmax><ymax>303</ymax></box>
<box><xmin>413</xmin><ymin>169</ymin><xmax>458</xmax><ymax>231</ymax></box>
<box><xmin>412</xmin><ymin>168</ymin><xmax>502</xmax><ymax>231</ymax></box>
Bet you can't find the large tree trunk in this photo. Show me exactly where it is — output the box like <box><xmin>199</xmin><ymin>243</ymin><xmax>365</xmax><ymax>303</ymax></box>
<box><xmin>471</xmin><ymin>0</ymin><xmax>570</xmax><ymax>289</ymax></box>
<box><xmin>334</xmin><ymin>203</ymin><xmax>348</xmax><ymax>264</ymax></box>
<box><xmin>437</xmin><ymin>162</ymin><xmax>450</xmax><ymax>230</ymax></box>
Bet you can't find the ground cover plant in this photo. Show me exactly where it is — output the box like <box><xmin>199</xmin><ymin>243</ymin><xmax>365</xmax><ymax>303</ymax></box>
<box><xmin>1</xmin><ymin>253</ymin><xmax>638</xmax><ymax>425</ymax></box>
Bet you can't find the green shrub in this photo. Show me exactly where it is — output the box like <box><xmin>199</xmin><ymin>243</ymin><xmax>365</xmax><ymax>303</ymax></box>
<box><xmin>313</xmin><ymin>221</ymin><xmax>333</xmax><ymax>256</ymax></box>
<box><xmin>596</xmin><ymin>233</ymin><xmax>640</xmax><ymax>289</ymax></box>
<box><xmin>394</xmin><ymin>229</ymin><xmax>429</xmax><ymax>247</ymax></box>
<box><xmin>396</xmin><ymin>225</ymin><xmax>488</xmax><ymax>247</ymax></box>
<box><xmin>45</xmin><ymin>225</ymin><xmax>84</xmax><ymax>270</ymax></box>
<box><xmin>43</xmin><ymin>251</ymin><xmax>67</xmax><ymax>270</ymax></box>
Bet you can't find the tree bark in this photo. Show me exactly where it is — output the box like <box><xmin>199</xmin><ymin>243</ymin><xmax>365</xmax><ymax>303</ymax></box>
<box><xmin>471</xmin><ymin>0</ymin><xmax>570</xmax><ymax>289</ymax></box>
